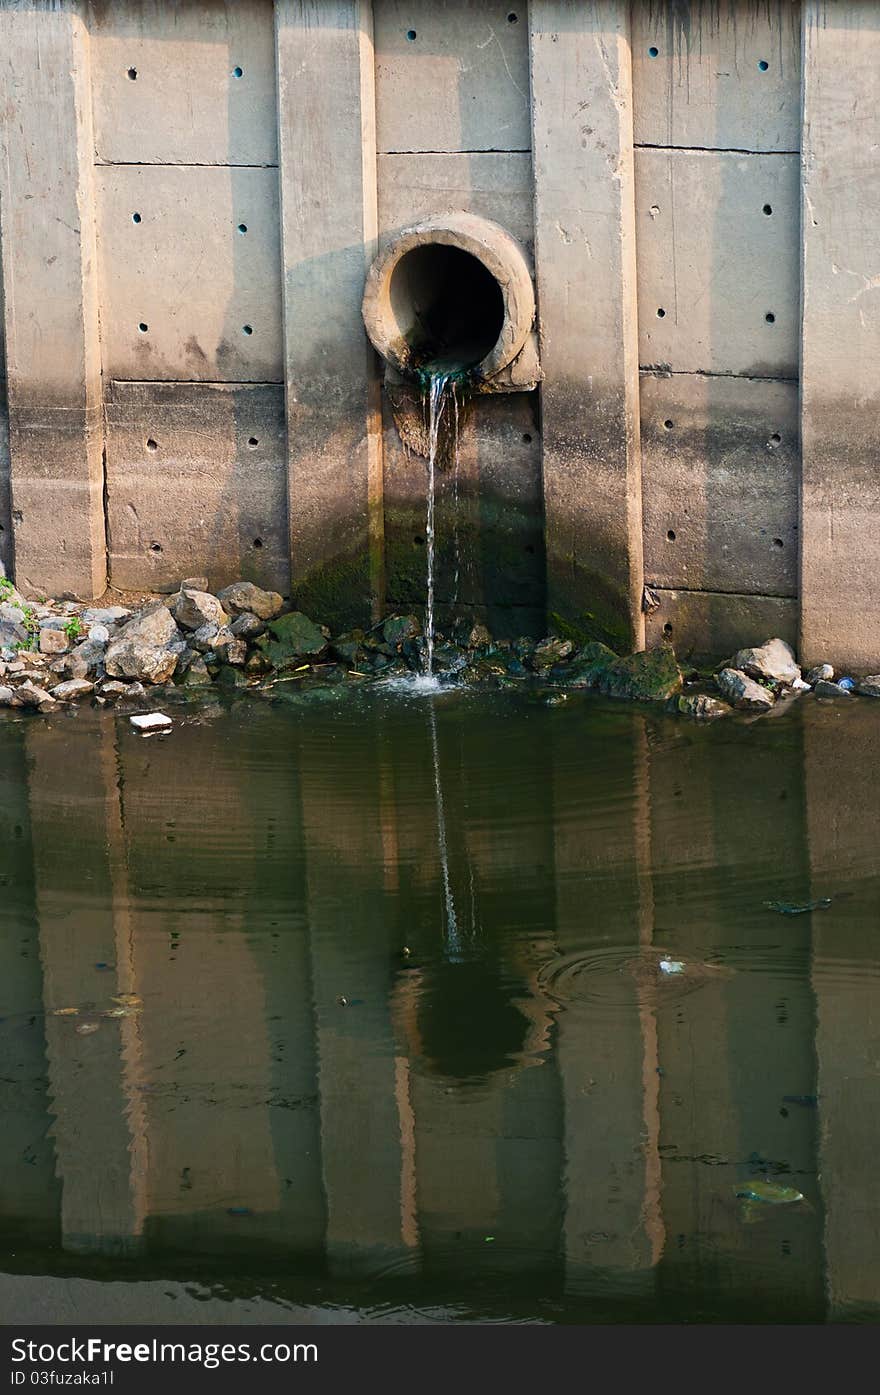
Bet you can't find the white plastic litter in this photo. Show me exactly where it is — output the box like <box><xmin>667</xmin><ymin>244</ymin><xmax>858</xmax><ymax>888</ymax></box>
<box><xmin>659</xmin><ymin>959</ymin><xmax>685</xmax><ymax>975</ymax></box>
<box><xmin>129</xmin><ymin>712</ymin><xmax>172</xmax><ymax>733</ymax></box>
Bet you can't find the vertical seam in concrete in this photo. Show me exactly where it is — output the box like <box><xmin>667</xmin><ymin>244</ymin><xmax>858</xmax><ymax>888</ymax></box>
<box><xmin>360</xmin><ymin>0</ymin><xmax>386</xmax><ymax>622</ymax></box>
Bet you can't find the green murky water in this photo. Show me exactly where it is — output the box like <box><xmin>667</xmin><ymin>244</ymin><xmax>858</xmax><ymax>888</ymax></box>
<box><xmin>2</xmin><ymin>685</ymin><xmax>879</xmax><ymax>1324</ymax></box>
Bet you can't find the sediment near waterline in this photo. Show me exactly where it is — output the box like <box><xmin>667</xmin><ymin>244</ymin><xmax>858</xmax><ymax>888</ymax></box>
<box><xmin>0</xmin><ymin>575</ymin><xmax>874</xmax><ymax>720</ymax></box>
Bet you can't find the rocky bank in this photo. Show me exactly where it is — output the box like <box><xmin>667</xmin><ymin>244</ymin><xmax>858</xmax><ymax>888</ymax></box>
<box><xmin>0</xmin><ymin>574</ymin><xmax>874</xmax><ymax>721</ymax></box>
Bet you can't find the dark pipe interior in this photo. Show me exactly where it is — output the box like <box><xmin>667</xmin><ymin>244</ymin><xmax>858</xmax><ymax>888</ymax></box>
<box><xmin>390</xmin><ymin>244</ymin><xmax>505</xmax><ymax>373</ymax></box>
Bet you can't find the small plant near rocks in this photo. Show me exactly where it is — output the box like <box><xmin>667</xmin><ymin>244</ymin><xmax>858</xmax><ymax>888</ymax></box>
<box><xmin>63</xmin><ymin>616</ymin><xmax>85</xmax><ymax>643</ymax></box>
<box><xmin>0</xmin><ymin>578</ymin><xmax>14</xmax><ymax>601</ymax></box>
<box><xmin>14</xmin><ymin>606</ymin><xmax>40</xmax><ymax>652</ymax></box>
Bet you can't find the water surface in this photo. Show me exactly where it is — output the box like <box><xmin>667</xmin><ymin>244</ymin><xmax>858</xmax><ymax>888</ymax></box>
<box><xmin>1</xmin><ymin>686</ymin><xmax>878</xmax><ymax>1323</ymax></box>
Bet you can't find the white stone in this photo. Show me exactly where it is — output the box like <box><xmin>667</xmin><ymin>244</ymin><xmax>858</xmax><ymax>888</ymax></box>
<box><xmin>129</xmin><ymin>712</ymin><xmax>172</xmax><ymax>732</ymax></box>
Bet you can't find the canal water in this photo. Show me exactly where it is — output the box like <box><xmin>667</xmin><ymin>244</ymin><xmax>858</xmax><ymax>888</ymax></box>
<box><xmin>1</xmin><ymin>685</ymin><xmax>878</xmax><ymax>1324</ymax></box>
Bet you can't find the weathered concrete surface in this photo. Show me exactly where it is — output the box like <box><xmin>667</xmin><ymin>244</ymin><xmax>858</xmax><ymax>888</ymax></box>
<box><xmin>90</xmin><ymin>0</ymin><xmax>278</xmax><ymax>167</ymax></box>
<box><xmin>275</xmin><ymin>0</ymin><xmax>382</xmax><ymax>628</ymax></box>
<box><xmin>644</xmin><ymin>588</ymin><xmax>797</xmax><ymax>663</ymax></box>
<box><xmin>96</xmin><ymin>165</ymin><xmax>282</xmax><ymax>383</ymax></box>
<box><xmin>377</xmin><ymin>152</ymin><xmax>534</xmax><ymax>250</ymax></box>
<box><xmin>800</xmin><ymin>3</ymin><xmax>880</xmax><ymax>671</ymax></box>
<box><xmin>0</xmin><ymin>2</ymin><xmax>105</xmax><ymax>598</ymax></box>
<box><xmin>641</xmin><ymin>373</ymin><xmax>798</xmax><ymax>596</ymax></box>
<box><xmin>373</xmin><ymin>0</ymin><xmax>531</xmax><ymax>154</ymax></box>
<box><xmin>105</xmin><ymin>381</ymin><xmax>289</xmax><ymax>595</ymax></box>
<box><xmin>635</xmin><ymin>150</ymin><xmax>800</xmax><ymax>377</ymax></box>
<box><xmin>529</xmin><ymin>1</ymin><xmax>644</xmax><ymax>650</ymax></box>
<box><xmin>631</xmin><ymin>2</ymin><xmax>802</xmax><ymax>153</ymax></box>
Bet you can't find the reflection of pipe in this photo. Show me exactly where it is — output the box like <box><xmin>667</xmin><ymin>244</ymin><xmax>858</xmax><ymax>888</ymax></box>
<box><xmin>362</xmin><ymin>212</ymin><xmax>535</xmax><ymax>382</ymax></box>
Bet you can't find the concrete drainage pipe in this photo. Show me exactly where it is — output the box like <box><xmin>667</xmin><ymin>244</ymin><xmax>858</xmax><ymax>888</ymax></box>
<box><xmin>362</xmin><ymin>212</ymin><xmax>536</xmax><ymax>383</ymax></box>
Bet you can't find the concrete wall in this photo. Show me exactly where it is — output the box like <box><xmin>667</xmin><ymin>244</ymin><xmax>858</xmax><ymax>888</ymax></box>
<box><xmin>0</xmin><ymin>1</ymin><xmax>878</xmax><ymax>662</ymax></box>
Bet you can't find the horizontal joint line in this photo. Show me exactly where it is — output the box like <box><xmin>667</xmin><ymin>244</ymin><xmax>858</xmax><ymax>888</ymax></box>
<box><xmin>635</xmin><ymin>142</ymin><xmax>799</xmax><ymax>156</ymax></box>
<box><xmin>640</xmin><ymin>368</ymin><xmax>798</xmax><ymax>384</ymax></box>
<box><xmin>380</xmin><ymin>149</ymin><xmax>531</xmax><ymax>156</ymax></box>
<box><xmin>94</xmin><ymin>160</ymin><xmax>279</xmax><ymax>170</ymax></box>
<box><xmin>647</xmin><ymin>585</ymin><xmax>797</xmax><ymax>601</ymax></box>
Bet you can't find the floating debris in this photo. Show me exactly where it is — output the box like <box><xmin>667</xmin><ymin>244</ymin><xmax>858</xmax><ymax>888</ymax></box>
<box><xmin>764</xmin><ymin>897</ymin><xmax>831</xmax><ymax>915</ymax></box>
<box><xmin>51</xmin><ymin>1007</ymin><xmax>79</xmax><ymax>1017</ymax></box>
<box><xmin>130</xmin><ymin>712</ymin><xmax>172</xmax><ymax>733</ymax></box>
<box><xmin>101</xmin><ymin>1006</ymin><xmax>139</xmax><ymax>1019</ymax></box>
<box><xmin>74</xmin><ymin>1021</ymin><xmax>100</xmax><ymax>1036</ymax></box>
<box><xmin>735</xmin><ymin>1179</ymin><xmax>804</xmax><ymax>1204</ymax></box>
<box><xmin>336</xmin><ymin>995</ymin><xmax>349</xmax><ymax>1007</ymax></box>
<box><xmin>111</xmin><ymin>993</ymin><xmax>142</xmax><ymax>1007</ymax></box>
<box><xmin>659</xmin><ymin>958</ymin><xmax>685</xmax><ymax>975</ymax></box>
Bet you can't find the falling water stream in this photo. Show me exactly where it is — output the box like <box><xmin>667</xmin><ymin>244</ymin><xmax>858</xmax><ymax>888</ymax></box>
<box><xmin>421</xmin><ymin>365</ymin><xmax>461</xmax><ymax>678</ymax></box>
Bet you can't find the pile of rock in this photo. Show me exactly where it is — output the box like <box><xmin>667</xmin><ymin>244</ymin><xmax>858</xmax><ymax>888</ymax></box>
<box><xmin>1</xmin><ymin>575</ymin><xmax>879</xmax><ymax>723</ymax></box>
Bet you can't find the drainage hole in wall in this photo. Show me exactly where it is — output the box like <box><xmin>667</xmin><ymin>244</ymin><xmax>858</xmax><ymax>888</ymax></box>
<box><xmin>406</xmin><ymin>29</ymin><xmax>417</xmax><ymax>41</ymax></box>
<box><xmin>763</xmin><ymin>204</ymin><xmax>773</xmax><ymax>215</ymax></box>
<box><xmin>132</xmin><ymin>212</ymin><xmax>142</xmax><ymax>224</ymax></box>
<box><xmin>149</xmin><ymin>541</ymin><xmax>163</xmax><ymax>554</ymax></box>
<box><xmin>507</xmin><ymin>12</ymin><xmax>518</xmax><ymax>22</ymax></box>
<box><xmin>237</xmin><ymin>223</ymin><xmax>248</xmax><ymax>234</ymax></box>
<box><xmin>146</xmin><ymin>438</ymin><xmax>158</xmax><ymax>452</ymax></box>
<box><xmin>663</xmin><ymin>622</ymin><xmax>673</xmax><ymax>636</ymax></box>
<box><xmin>242</xmin><ymin>324</ymin><xmax>253</xmax><ymax>335</ymax></box>
<box><xmin>413</xmin><ymin>535</ymin><xmax>425</xmax><ymax>546</ymax></box>
<box><xmin>232</xmin><ymin>66</ymin><xmax>243</xmax><ymax>78</ymax></box>
<box><xmin>666</xmin><ymin>529</ymin><xmax>676</xmax><ymax>542</ymax></box>
<box><xmin>252</xmin><ymin>538</ymin><xmax>263</xmax><ymax>549</ymax></box>
<box><xmin>247</xmin><ymin>437</ymin><xmax>259</xmax><ymax>448</ymax></box>
<box><xmin>524</xmin><ymin>543</ymin><xmax>535</xmax><ymax>555</ymax></box>
<box><xmin>648</xmin><ymin>45</ymin><xmax>659</xmax><ymax>57</ymax></box>
<box><xmin>663</xmin><ymin>419</ymin><xmax>674</xmax><ymax>430</ymax></box>
<box><xmin>769</xmin><ymin>432</ymin><xmax>782</xmax><ymax>445</ymax></box>
<box><xmin>765</xmin><ymin>312</ymin><xmax>776</xmax><ymax>323</ymax></box>
<box><xmin>523</xmin><ymin>432</ymin><xmax>532</xmax><ymax>443</ymax></box>
<box><xmin>772</xmin><ymin>537</ymin><xmax>784</xmax><ymax>548</ymax></box>
<box><xmin>758</xmin><ymin>59</ymin><xmax>769</xmax><ymax>71</ymax></box>
<box><xmin>656</xmin><ymin>307</ymin><xmax>666</xmax><ymax>318</ymax></box>
<box><xmin>138</xmin><ymin>322</ymin><xmax>149</xmax><ymax>333</ymax></box>
<box><xmin>127</xmin><ymin>67</ymin><xmax>138</xmax><ymax>80</ymax></box>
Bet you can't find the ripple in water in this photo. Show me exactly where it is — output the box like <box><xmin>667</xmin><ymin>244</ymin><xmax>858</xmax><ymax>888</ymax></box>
<box><xmin>538</xmin><ymin>945</ymin><xmax>734</xmax><ymax>1011</ymax></box>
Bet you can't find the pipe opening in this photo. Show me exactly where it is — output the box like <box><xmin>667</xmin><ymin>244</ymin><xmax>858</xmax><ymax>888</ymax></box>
<box><xmin>389</xmin><ymin>244</ymin><xmax>505</xmax><ymax>374</ymax></box>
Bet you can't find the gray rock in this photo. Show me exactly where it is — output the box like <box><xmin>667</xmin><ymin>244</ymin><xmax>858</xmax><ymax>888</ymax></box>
<box><xmin>172</xmin><ymin>589</ymin><xmax>228</xmax><ymax>632</ymax></box>
<box><xmin>716</xmin><ymin>667</ymin><xmax>775</xmax><ymax>711</ymax></box>
<box><xmin>230</xmin><ymin>611</ymin><xmax>265</xmax><ymax>639</ymax></box>
<box><xmin>179</xmin><ymin>576</ymin><xmax>209</xmax><ymax>592</ymax></box>
<box><xmin>205</xmin><ymin>626</ymin><xmax>235</xmax><ymax>658</ymax></box>
<box><xmin>814</xmin><ymin>679</ymin><xmax>853</xmax><ymax>699</ymax></box>
<box><xmin>88</xmin><ymin>623</ymin><xmax>110</xmax><ymax>643</ymax></box>
<box><xmin>105</xmin><ymin>605</ymin><xmax>181</xmax><ymax>684</ymax></box>
<box><xmin>857</xmin><ymin>675</ymin><xmax>880</xmax><ymax>697</ymax></box>
<box><xmin>217</xmin><ymin>582</ymin><xmax>284</xmax><ymax>621</ymax></box>
<box><xmin>0</xmin><ymin>685</ymin><xmax>14</xmax><ymax>706</ymax></box>
<box><xmin>99</xmin><ymin>681</ymin><xmax>129</xmax><ymax>700</ymax></box>
<box><xmin>51</xmin><ymin>679</ymin><xmax>94</xmax><ymax>701</ymax></box>
<box><xmin>0</xmin><ymin>621</ymin><xmax>26</xmax><ymax>648</ymax></box>
<box><xmin>382</xmin><ymin>614</ymin><xmax>421</xmax><ymax>647</ymax></box>
<box><xmin>14</xmin><ymin>680</ymin><xmax>55</xmax><ymax>710</ymax></box>
<box><xmin>82</xmin><ymin>606</ymin><xmax>131</xmax><ymax>626</ymax></box>
<box><xmin>39</xmin><ymin>627</ymin><xmax>68</xmax><ymax>655</ymax></box>
<box><xmin>531</xmin><ymin>636</ymin><xmax>574</xmax><ymax>670</ymax></box>
<box><xmin>806</xmin><ymin>663</ymin><xmax>834</xmax><ymax>685</ymax></box>
<box><xmin>264</xmin><ymin>611</ymin><xmax>328</xmax><ymax>663</ymax></box>
<box><xmin>0</xmin><ymin>602</ymin><xmax>26</xmax><ymax>626</ymax></box>
<box><xmin>64</xmin><ymin>637</ymin><xmax>107</xmax><ymax>679</ymax></box>
<box><xmin>677</xmin><ymin>693</ymin><xmax>733</xmax><ymax>721</ymax></box>
<box><xmin>181</xmin><ymin>656</ymin><xmax>212</xmax><ymax>686</ymax></box>
<box><xmin>732</xmin><ymin>637</ymin><xmax>800</xmax><ymax>686</ymax></box>
<box><xmin>191</xmin><ymin>622</ymin><xmax>221</xmax><ymax>653</ymax></box>
<box><xmin>226</xmin><ymin>638</ymin><xmax>248</xmax><ymax>666</ymax></box>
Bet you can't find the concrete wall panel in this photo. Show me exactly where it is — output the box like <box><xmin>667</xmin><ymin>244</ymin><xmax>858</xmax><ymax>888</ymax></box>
<box><xmin>800</xmin><ymin>3</ymin><xmax>880</xmax><ymax>671</ymax></box>
<box><xmin>90</xmin><ymin>0</ymin><xmax>278</xmax><ymax>167</ymax></box>
<box><xmin>96</xmin><ymin>165</ymin><xmax>282</xmax><ymax>383</ymax></box>
<box><xmin>374</xmin><ymin>0</ymin><xmax>531</xmax><ymax>154</ymax></box>
<box><xmin>377</xmin><ymin>153</ymin><xmax>534</xmax><ymax>249</ymax></box>
<box><xmin>644</xmin><ymin>587</ymin><xmax>797</xmax><ymax>661</ymax></box>
<box><xmin>530</xmin><ymin>1</ymin><xmax>644</xmax><ymax>651</ymax></box>
<box><xmin>641</xmin><ymin>373</ymin><xmax>798</xmax><ymax>595</ymax></box>
<box><xmin>632</xmin><ymin>1</ymin><xmax>802</xmax><ymax>153</ymax></box>
<box><xmin>636</xmin><ymin>149</ymin><xmax>799</xmax><ymax>377</ymax></box>
<box><xmin>105</xmin><ymin>381</ymin><xmax>288</xmax><ymax>595</ymax></box>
